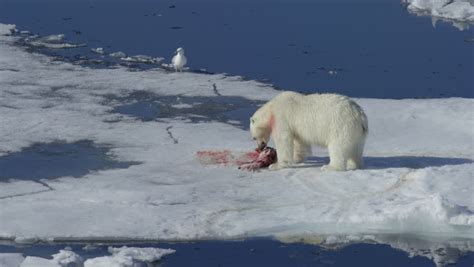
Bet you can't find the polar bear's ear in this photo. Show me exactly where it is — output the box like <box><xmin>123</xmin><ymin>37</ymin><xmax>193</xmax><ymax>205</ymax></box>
<box><xmin>250</xmin><ymin>118</ymin><xmax>255</xmax><ymax>124</ymax></box>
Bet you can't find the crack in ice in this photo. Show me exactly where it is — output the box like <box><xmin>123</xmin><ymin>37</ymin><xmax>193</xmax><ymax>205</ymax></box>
<box><xmin>0</xmin><ymin>180</ymin><xmax>53</xmax><ymax>200</ymax></box>
<box><xmin>165</xmin><ymin>125</ymin><xmax>179</xmax><ymax>144</ymax></box>
<box><xmin>212</xmin><ymin>83</ymin><xmax>222</xmax><ymax>96</ymax></box>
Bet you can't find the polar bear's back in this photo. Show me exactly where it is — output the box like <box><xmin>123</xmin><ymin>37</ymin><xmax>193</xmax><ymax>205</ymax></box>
<box><xmin>271</xmin><ymin>91</ymin><xmax>368</xmax><ymax>147</ymax></box>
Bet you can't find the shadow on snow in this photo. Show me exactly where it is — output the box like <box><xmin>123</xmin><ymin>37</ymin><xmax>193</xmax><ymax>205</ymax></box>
<box><xmin>302</xmin><ymin>156</ymin><xmax>472</xmax><ymax>170</ymax></box>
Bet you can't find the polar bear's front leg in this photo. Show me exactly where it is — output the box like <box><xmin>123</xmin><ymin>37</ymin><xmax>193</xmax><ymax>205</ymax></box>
<box><xmin>293</xmin><ymin>138</ymin><xmax>311</xmax><ymax>164</ymax></box>
<box><xmin>269</xmin><ymin>131</ymin><xmax>293</xmax><ymax>170</ymax></box>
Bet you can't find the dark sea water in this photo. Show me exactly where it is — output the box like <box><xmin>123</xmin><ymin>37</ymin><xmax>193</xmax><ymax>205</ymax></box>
<box><xmin>1</xmin><ymin>1</ymin><xmax>473</xmax><ymax>266</ymax></box>
<box><xmin>1</xmin><ymin>239</ymin><xmax>474</xmax><ymax>267</ymax></box>
<box><xmin>0</xmin><ymin>0</ymin><xmax>473</xmax><ymax>98</ymax></box>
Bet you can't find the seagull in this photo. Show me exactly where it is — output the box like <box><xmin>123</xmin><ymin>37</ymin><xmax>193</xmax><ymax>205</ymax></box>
<box><xmin>171</xmin><ymin>47</ymin><xmax>187</xmax><ymax>72</ymax></box>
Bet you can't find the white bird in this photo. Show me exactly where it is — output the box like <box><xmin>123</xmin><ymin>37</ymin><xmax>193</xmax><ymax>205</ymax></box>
<box><xmin>171</xmin><ymin>47</ymin><xmax>187</xmax><ymax>72</ymax></box>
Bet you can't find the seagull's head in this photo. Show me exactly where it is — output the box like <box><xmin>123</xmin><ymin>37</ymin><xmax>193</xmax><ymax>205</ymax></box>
<box><xmin>176</xmin><ymin>47</ymin><xmax>184</xmax><ymax>54</ymax></box>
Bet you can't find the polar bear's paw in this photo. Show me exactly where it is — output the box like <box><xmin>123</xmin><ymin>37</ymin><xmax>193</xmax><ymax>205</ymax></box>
<box><xmin>320</xmin><ymin>165</ymin><xmax>330</xmax><ymax>171</ymax></box>
<box><xmin>269</xmin><ymin>163</ymin><xmax>281</xmax><ymax>170</ymax></box>
<box><xmin>269</xmin><ymin>162</ymin><xmax>291</xmax><ymax>170</ymax></box>
<box><xmin>321</xmin><ymin>164</ymin><xmax>345</xmax><ymax>172</ymax></box>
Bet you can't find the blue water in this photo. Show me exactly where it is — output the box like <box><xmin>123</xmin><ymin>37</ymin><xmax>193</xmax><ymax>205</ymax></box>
<box><xmin>2</xmin><ymin>239</ymin><xmax>473</xmax><ymax>267</ymax></box>
<box><xmin>108</xmin><ymin>91</ymin><xmax>262</xmax><ymax>128</ymax></box>
<box><xmin>1</xmin><ymin>0</ymin><xmax>473</xmax><ymax>98</ymax></box>
<box><xmin>0</xmin><ymin>140</ymin><xmax>139</xmax><ymax>182</ymax></box>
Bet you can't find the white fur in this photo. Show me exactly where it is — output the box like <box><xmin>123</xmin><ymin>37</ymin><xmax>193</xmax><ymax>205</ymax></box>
<box><xmin>171</xmin><ymin>47</ymin><xmax>187</xmax><ymax>72</ymax></box>
<box><xmin>250</xmin><ymin>91</ymin><xmax>368</xmax><ymax>171</ymax></box>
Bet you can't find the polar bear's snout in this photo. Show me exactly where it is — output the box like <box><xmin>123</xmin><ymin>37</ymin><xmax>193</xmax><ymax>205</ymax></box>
<box><xmin>257</xmin><ymin>140</ymin><xmax>267</xmax><ymax>150</ymax></box>
<box><xmin>252</xmin><ymin>135</ymin><xmax>269</xmax><ymax>150</ymax></box>
<box><xmin>251</xmin><ymin>137</ymin><xmax>267</xmax><ymax>150</ymax></box>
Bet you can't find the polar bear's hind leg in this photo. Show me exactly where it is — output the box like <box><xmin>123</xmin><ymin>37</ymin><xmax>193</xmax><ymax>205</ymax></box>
<box><xmin>322</xmin><ymin>143</ymin><xmax>347</xmax><ymax>171</ymax></box>
<box><xmin>347</xmin><ymin>141</ymin><xmax>365</xmax><ymax>170</ymax></box>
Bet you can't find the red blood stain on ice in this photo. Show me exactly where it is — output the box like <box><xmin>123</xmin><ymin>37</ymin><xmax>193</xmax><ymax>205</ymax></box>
<box><xmin>238</xmin><ymin>151</ymin><xmax>260</xmax><ymax>164</ymax></box>
<box><xmin>196</xmin><ymin>150</ymin><xmax>232</xmax><ymax>165</ymax></box>
<box><xmin>196</xmin><ymin>147</ymin><xmax>277</xmax><ymax>171</ymax></box>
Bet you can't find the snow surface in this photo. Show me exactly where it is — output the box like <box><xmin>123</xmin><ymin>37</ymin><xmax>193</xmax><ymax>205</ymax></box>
<box><xmin>0</xmin><ymin>180</ymin><xmax>50</xmax><ymax>199</ymax></box>
<box><xmin>84</xmin><ymin>256</ymin><xmax>133</xmax><ymax>267</ymax></box>
<box><xmin>25</xmin><ymin>34</ymin><xmax>86</xmax><ymax>49</ymax></box>
<box><xmin>109</xmin><ymin>51</ymin><xmax>127</xmax><ymax>58</ymax></box>
<box><xmin>0</xmin><ymin>24</ymin><xmax>15</xmax><ymax>36</ymax></box>
<box><xmin>0</xmin><ymin>253</ymin><xmax>24</xmax><ymax>267</ymax></box>
<box><xmin>0</xmin><ymin>23</ymin><xmax>473</xmax><ymax>263</ymax></box>
<box><xmin>20</xmin><ymin>257</ymin><xmax>61</xmax><ymax>267</ymax></box>
<box><xmin>18</xmin><ymin>250</ymin><xmax>84</xmax><ymax>267</ymax></box>
<box><xmin>91</xmin><ymin>47</ymin><xmax>105</xmax><ymax>55</ymax></box>
<box><xmin>403</xmin><ymin>0</ymin><xmax>474</xmax><ymax>29</ymax></box>
<box><xmin>120</xmin><ymin>55</ymin><xmax>164</xmax><ymax>64</ymax></box>
<box><xmin>108</xmin><ymin>246</ymin><xmax>176</xmax><ymax>262</ymax></box>
<box><xmin>52</xmin><ymin>250</ymin><xmax>83</xmax><ymax>266</ymax></box>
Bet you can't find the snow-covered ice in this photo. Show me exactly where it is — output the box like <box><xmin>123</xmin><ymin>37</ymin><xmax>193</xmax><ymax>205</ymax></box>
<box><xmin>0</xmin><ymin>253</ymin><xmax>24</xmax><ymax>267</ymax></box>
<box><xmin>0</xmin><ymin>23</ymin><xmax>473</xmax><ymax>264</ymax></box>
<box><xmin>20</xmin><ymin>257</ymin><xmax>61</xmax><ymax>267</ymax></box>
<box><xmin>24</xmin><ymin>34</ymin><xmax>86</xmax><ymax>49</ymax></box>
<box><xmin>120</xmin><ymin>55</ymin><xmax>164</xmax><ymax>65</ymax></box>
<box><xmin>0</xmin><ymin>24</ymin><xmax>15</xmax><ymax>36</ymax></box>
<box><xmin>109</xmin><ymin>51</ymin><xmax>127</xmax><ymax>58</ymax></box>
<box><xmin>17</xmin><ymin>250</ymin><xmax>83</xmax><ymax>267</ymax></box>
<box><xmin>91</xmin><ymin>47</ymin><xmax>105</xmax><ymax>55</ymax></box>
<box><xmin>0</xmin><ymin>180</ymin><xmax>51</xmax><ymax>199</ymax></box>
<box><xmin>107</xmin><ymin>246</ymin><xmax>175</xmax><ymax>263</ymax></box>
<box><xmin>403</xmin><ymin>0</ymin><xmax>474</xmax><ymax>29</ymax></box>
<box><xmin>84</xmin><ymin>256</ymin><xmax>133</xmax><ymax>267</ymax></box>
<box><xmin>0</xmin><ymin>246</ymin><xmax>173</xmax><ymax>267</ymax></box>
<box><xmin>51</xmin><ymin>250</ymin><xmax>84</xmax><ymax>266</ymax></box>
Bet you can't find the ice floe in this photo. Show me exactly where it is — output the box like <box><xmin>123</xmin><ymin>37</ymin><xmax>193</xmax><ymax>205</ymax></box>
<box><xmin>109</xmin><ymin>51</ymin><xmax>127</xmax><ymax>58</ymax></box>
<box><xmin>1</xmin><ymin>246</ymin><xmax>174</xmax><ymax>267</ymax></box>
<box><xmin>120</xmin><ymin>55</ymin><xmax>164</xmax><ymax>65</ymax></box>
<box><xmin>0</xmin><ymin>23</ymin><xmax>473</xmax><ymax>265</ymax></box>
<box><xmin>0</xmin><ymin>24</ymin><xmax>16</xmax><ymax>36</ymax></box>
<box><xmin>24</xmin><ymin>34</ymin><xmax>86</xmax><ymax>49</ymax></box>
<box><xmin>91</xmin><ymin>47</ymin><xmax>105</xmax><ymax>55</ymax></box>
<box><xmin>104</xmin><ymin>246</ymin><xmax>175</xmax><ymax>264</ymax></box>
<box><xmin>51</xmin><ymin>250</ymin><xmax>84</xmax><ymax>267</ymax></box>
<box><xmin>20</xmin><ymin>257</ymin><xmax>61</xmax><ymax>267</ymax></box>
<box><xmin>18</xmin><ymin>250</ymin><xmax>83</xmax><ymax>267</ymax></box>
<box><xmin>403</xmin><ymin>0</ymin><xmax>474</xmax><ymax>30</ymax></box>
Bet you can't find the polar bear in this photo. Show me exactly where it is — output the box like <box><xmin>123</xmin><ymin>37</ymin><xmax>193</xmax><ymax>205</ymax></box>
<box><xmin>250</xmin><ymin>91</ymin><xmax>368</xmax><ymax>171</ymax></box>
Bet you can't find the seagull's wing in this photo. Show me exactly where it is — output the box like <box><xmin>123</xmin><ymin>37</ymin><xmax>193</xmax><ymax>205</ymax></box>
<box><xmin>171</xmin><ymin>54</ymin><xmax>177</xmax><ymax>65</ymax></box>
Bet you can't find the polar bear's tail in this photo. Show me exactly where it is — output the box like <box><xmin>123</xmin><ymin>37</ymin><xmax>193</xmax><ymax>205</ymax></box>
<box><xmin>350</xmin><ymin>99</ymin><xmax>368</xmax><ymax>136</ymax></box>
<box><xmin>360</xmin><ymin>110</ymin><xmax>368</xmax><ymax>135</ymax></box>
<box><xmin>346</xmin><ymin>100</ymin><xmax>368</xmax><ymax>170</ymax></box>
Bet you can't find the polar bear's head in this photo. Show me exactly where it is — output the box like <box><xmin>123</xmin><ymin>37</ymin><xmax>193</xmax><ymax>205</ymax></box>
<box><xmin>250</xmin><ymin>115</ymin><xmax>272</xmax><ymax>150</ymax></box>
